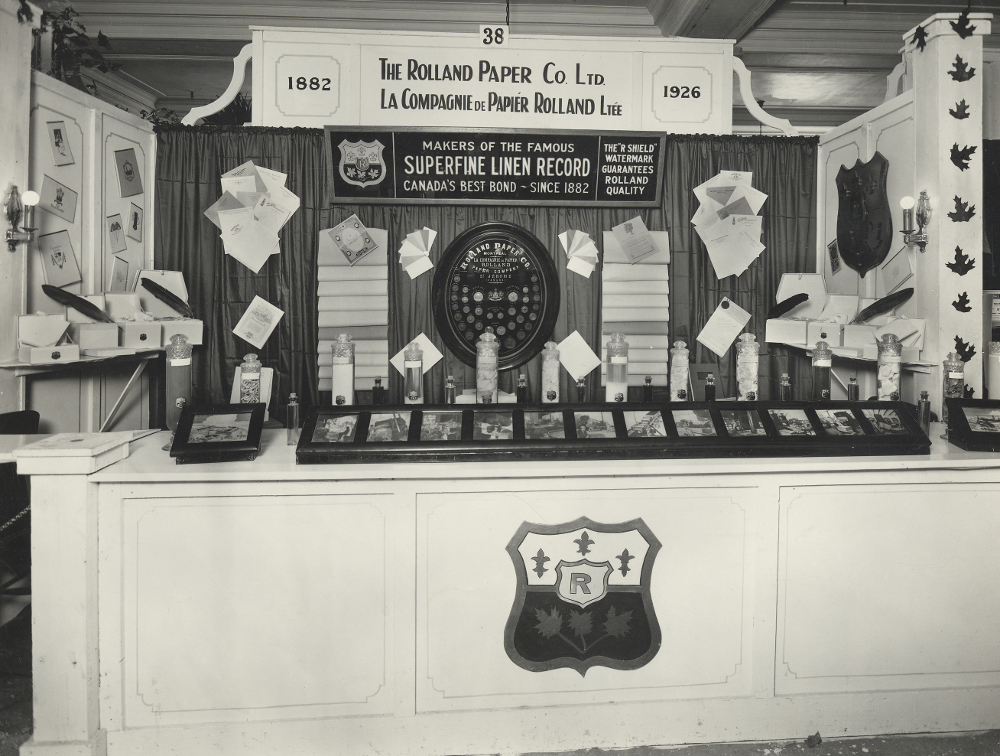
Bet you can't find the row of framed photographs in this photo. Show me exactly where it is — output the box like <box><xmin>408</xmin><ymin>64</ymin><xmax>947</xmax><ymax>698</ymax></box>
<box><xmin>296</xmin><ymin>401</ymin><xmax>930</xmax><ymax>463</ymax></box>
<box><xmin>945</xmin><ymin>398</ymin><xmax>1000</xmax><ymax>451</ymax></box>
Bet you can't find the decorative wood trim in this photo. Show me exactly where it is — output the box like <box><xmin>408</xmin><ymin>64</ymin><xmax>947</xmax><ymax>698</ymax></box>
<box><xmin>181</xmin><ymin>43</ymin><xmax>252</xmax><ymax>125</ymax></box>
<box><xmin>732</xmin><ymin>57</ymin><xmax>798</xmax><ymax>136</ymax></box>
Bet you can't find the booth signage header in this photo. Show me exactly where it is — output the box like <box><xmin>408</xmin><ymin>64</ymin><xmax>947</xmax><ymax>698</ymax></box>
<box><xmin>325</xmin><ymin>127</ymin><xmax>665</xmax><ymax>207</ymax></box>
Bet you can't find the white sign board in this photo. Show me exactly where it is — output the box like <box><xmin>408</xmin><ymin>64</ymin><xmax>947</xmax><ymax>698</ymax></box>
<box><xmin>254</xmin><ymin>27</ymin><xmax>733</xmax><ymax>133</ymax></box>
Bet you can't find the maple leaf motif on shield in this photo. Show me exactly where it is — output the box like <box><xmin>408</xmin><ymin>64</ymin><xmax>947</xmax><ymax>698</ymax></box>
<box><xmin>568</xmin><ymin>610</ymin><xmax>593</xmax><ymax>640</ymax></box>
<box><xmin>951</xmin><ymin>143</ymin><xmax>977</xmax><ymax>171</ymax></box>
<box><xmin>911</xmin><ymin>24</ymin><xmax>928</xmax><ymax>51</ymax></box>
<box><xmin>950</xmin><ymin>100</ymin><xmax>971</xmax><ymax>119</ymax></box>
<box><xmin>603</xmin><ymin>605</ymin><xmax>632</xmax><ymax>638</ymax></box>
<box><xmin>951</xmin><ymin>9</ymin><xmax>976</xmax><ymax>39</ymax></box>
<box><xmin>950</xmin><ymin>55</ymin><xmax>976</xmax><ymax>82</ymax></box>
<box><xmin>953</xmin><ymin>292</ymin><xmax>972</xmax><ymax>312</ymax></box>
<box><xmin>955</xmin><ymin>335</ymin><xmax>976</xmax><ymax>362</ymax></box>
<box><xmin>534</xmin><ymin>607</ymin><xmax>563</xmax><ymax>638</ymax></box>
<box><xmin>946</xmin><ymin>246</ymin><xmax>976</xmax><ymax>275</ymax></box>
<box><xmin>965</xmin><ymin>384</ymin><xmax>976</xmax><ymax>399</ymax></box>
<box><xmin>948</xmin><ymin>196</ymin><xmax>976</xmax><ymax>222</ymax></box>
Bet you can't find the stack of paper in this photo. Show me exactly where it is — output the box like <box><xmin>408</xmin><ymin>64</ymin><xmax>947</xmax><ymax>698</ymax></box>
<box><xmin>204</xmin><ymin>161</ymin><xmax>300</xmax><ymax>274</ymax></box>
<box><xmin>692</xmin><ymin>170</ymin><xmax>767</xmax><ymax>279</ymax></box>
<box><xmin>558</xmin><ymin>230</ymin><xmax>600</xmax><ymax>278</ymax></box>
<box><xmin>398</xmin><ymin>227</ymin><xmax>437</xmax><ymax>279</ymax></box>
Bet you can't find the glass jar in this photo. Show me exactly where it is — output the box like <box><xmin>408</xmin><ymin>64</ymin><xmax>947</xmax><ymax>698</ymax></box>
<box><xmin>942</xmin><ymin>351</ymin><xmax>964</xmax><ymax>423</ymax></box>
<box><xmin>476</xmin><ymin>332</ymin><xmax>499</xmax><ymax>403</ymax></box>
<box><xmin>404</xmin><ymin>341</ymin><xmax>424</xmax><ymax>404</ymax></box>
<box><xmin>847</xmin><ymin>376</ymin><xmax>860</xmax><ymax>401</ymax></box>
<box><xmin>605</xmin><ymin>333</ymin><xmax>628</xmax><ymax>403</ymax></box>
<box><xmin>286</xmin><ymin>393</ymin><xmax>300</xmax><ymax>445</ymax></box>
<box><xmin>736</xmin><ymin>333</ymin><xmax>759</xmax><ymax>401</ymax></box>
<box><xmin>331</xmin><ymin>333</ymin><xmax>355</xmax><ymax>406</ymax></box>
<box><xmin>239</xmin><ymin>353</ymin><xmax>261</xmax><ymax>404</ymax></box>
<box><xmin>670</xmin><ymin>340</ymin><xmax>689</xmax><ymax>401</ymax></box>
<box><xmin>812</xmin><ymin>341</ymin><xmax>832</xmax><ymax>401</ymax></box>
<box><xmin>165</xmin><ymin>333</ymin><xmax>192</xmax><ymax>432</ymax></box>
<box><xmin>541</xmin><ymin>341</ymin><xmax>560</xmax><ymax>403</ymax></box>
<box><xmin>876</xmin><ymin>334</ymin><xmax>902</xmax><ymax>401</ymax></box>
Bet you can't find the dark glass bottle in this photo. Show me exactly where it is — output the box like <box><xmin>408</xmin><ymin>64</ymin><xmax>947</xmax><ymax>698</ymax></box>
<box><xmin>704</xmin><ymin>373</ymin><xmax>716</xmax><ymax>402</ymax></box>
<box><xmin>372</xmin><ymin>376</ymin><xmax>385</xmax><ymax>405</ymax></box>
<box><xmin>642</xmin><ymin>376</ymin><xmax>653</xmax><ymax>403</ymax></box>
<box><xmin>576</xmin><ymin>378</ymin><xmax>586</xmax><ymax>403</ymax></box>
<box><xmin>516</xmin><ymin>374</ymin><xmax>527</xmax><ymax>403</ymax></box>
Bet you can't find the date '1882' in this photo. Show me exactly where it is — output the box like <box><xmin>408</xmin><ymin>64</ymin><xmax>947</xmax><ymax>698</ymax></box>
<box><xmin>288</xmin><ymin>77</ymin><xmax>332</xmax><ymax>91</ymax></box>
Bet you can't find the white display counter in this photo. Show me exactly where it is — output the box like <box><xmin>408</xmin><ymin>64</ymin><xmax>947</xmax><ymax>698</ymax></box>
<box><xmin>17</xmin><ymin>427</ymin><xmax>1000</xmax><ymax>756</ymax></box>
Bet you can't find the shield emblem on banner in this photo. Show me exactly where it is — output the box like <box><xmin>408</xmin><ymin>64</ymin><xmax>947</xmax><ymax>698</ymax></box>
<box><xmin>338</xmin><ymin>139</ymin><xmax>386</xmax><ymax>188</ymax></box>
<box><xmin>504</xmin><ymin>517</ymin><xmax>661</xmax><ymax>676</ymax></box>
<box><xmin>835</xmin><ymin>152</ymin><xmax>893</xmax><ymax>278</ymax></box>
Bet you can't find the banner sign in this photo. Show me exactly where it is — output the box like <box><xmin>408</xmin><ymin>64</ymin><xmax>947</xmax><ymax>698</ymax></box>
<box><xmin>325</xmin><ymin>127</ymin><xmax>665</xmax><ymax>207</ymax></box>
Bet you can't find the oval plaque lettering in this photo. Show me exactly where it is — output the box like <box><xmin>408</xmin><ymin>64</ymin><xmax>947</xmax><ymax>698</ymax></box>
<box><xmin>432</xmin><ymin>221</ymin><xmax>560</xmax><ymax>371</ymax></box>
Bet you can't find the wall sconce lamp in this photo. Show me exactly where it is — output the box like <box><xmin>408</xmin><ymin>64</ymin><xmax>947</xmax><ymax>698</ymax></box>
<box><xmin>6</xmin><ymin>186</ymin><xmax>39</xmax><ymax>252</ymax></box>
<box><xmin>900</xmin><ymin>191</ymin><xmax>932</xmax><ymax>252</ymax></box>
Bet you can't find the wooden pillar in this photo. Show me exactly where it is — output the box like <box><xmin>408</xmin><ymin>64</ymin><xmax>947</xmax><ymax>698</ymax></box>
<box><xmin>0</xmin><ymin>0</ymin><xmax>40</xmax><ymax>413</ymax></box>
<box><xmin>16</xmin><ymin>437</ymin><xmax>131</xmax><ymax>756</ymax></box>
<box><xmin>909</xmin><ymin>12</ymin><xmax>991</xmax><ymax>404</ymax></box>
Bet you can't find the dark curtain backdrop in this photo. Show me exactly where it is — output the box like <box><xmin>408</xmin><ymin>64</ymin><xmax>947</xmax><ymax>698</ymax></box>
<box><xmin>154</xmin><ymin>126</ymin><xmax>817</xmax><ymax>419</ymax></box>
<box><xmin>984</xmin><ymin>140</ymin><xmax>1000</xmax><ymax>289</ymax></box>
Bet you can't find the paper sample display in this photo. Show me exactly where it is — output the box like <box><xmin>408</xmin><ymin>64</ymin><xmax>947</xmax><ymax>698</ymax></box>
<box><xmin>37</xmin><ymin>230</ymin><xmax>82</xmax><ymax>288</ymax></box>
<box><xmin>39</xmin><ymin>175</ymin><xmax>78</xmax><ymax>223</ymax></box>
<box><xmin>557</xmin><ymin>330</ymin><xmax>601</xmax><ymax>380</ymax></box>
<box><xmin>233</xmin><ymin>295</ymin><xmax>284</xmax><ymax>349</ymax></box>
<box><xmin>696</xmin><ymin>297</ymin><xmax>752</xmax><ymax>357</ymax></box>
<box><xmin>114</xmin><ymin>148</ymin><xmax>144</xmax><ymax>198</ymax></box>
<box><xmin>204</xmin><ymin>161</ymin><xmax>300</xmax><ymax>273</ymax></box>
<box><xmin>611</xmin><ymin>216</ymin><xmax>658</xmax><ymax>264</ymax></box>
<box><xmin>558</xmin><ymin>229</ymin><xmax>600</xmax><ymax>277</ymax></box>
<box><xmin>331</xmin><ymin>214</ymin><xmax>379</xmax><ymax>266</ymax></box>
<box><xmin>692</xmin><ymin>171</ymin><xmax>768</xmax><ymax>279</ymax></box>
<box><xmin>398</xmin><ymin>226</ymin><xmax>437</xmax><ymax>279</ymax></box>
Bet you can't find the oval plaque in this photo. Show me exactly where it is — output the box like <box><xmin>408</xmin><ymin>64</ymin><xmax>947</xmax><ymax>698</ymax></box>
<box><xmin>432</xmin><ymin>221</ymin><xmax>560</xmax><ymax>371</ymax></box>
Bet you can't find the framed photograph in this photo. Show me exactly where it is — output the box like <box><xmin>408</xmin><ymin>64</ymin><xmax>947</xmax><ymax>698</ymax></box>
<box><xmin>946</xmin><ymin>399</ymin><xmax>1000</xmax><ymax>451</ymax></box>
<box><xmin>47</xmin><ymin>121</ymin><xmax>74</xmax><ymax>166</ymax></box>
<box><xmin>312</xmin><ymin>414</ymin><xmax>360</xmax><ymax>443</ymax></box>
<box><xmin>623</xmin><ymin>410</ymin><xmax>666</xmax><ymax>438</ymax></box>
<box><xmin>524</xmin><ymin>411</ymin><xmax>566</xmax><ymax>440</ymax></box>
<box><xmin>672</xmin><ymin>408</ymin><xmax>716</xmax><ymax>437</ymax></box>
<box><xmin>107</xmin><ymin>213</ymin><xmax>127</xmax><ymax>254</ymax></box>
<box><xmin>768</xmin><ymin>408</ymin><xmax>816</xmax><ymax>436</ymax></box>
<box><xmin>39</xmin><ymin>175</ymin><xmax>78</xmax><ymax>223</ymax></box>
<box><xmin>861</xmin><ymin>408</ymin><xmax>908</xmax><ymax>435</ymax></box>
<box><xmin>114</xmin><ymin>148</ymin><xmax>144</xmax><ymax>197</ymax></box>
<box><xmin>420</xmin><ymin>410</ymin><xmax>463</xmax><ymax>441</ymax></box>
<box><xmin>36</xmin><ymin>230</ymin><xmax>81</xmax><ymax>288</ymax></box>
<box><xmin>367</xmin><ymin>412</ymin><xmax>411</xmax><ymax>442</ymax></box>
<box><xmin>473</xmin><ymin>411</ymin><xmax>514</xmax><ymax>440</ymax></box>
<box><xmin>573</xmin><ymin>411</ymin><xmax>617</xmax><ymax>439</ymax></box>
<box><xmin>108</xmin><ymin>256</ymin><xmax>129</xmax><ymax>293</ymax></box>
<box><xmin>170</xmin><ymin>403</ymin><xmax>265</xmax><ymax>464</ymax></box>
<box><xmin>127</xmin><ymin>203</ymin><xmax>143</xmax><ymax>242</ymax></box>
<box><xmin>720</xmin><ymin>409</ymin><xmax>767</xmax><ymax>437</ymax></box>
<box><xmin>815</xmin><ymin>408</ymin><xmax>864</xmax><ymax>436</ymax></box>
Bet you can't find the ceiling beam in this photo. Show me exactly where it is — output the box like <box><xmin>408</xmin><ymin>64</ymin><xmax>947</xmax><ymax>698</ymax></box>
<box><xmin>646</xmin><ymin>0</ymin><xmax>779</xmax><ymax>40</ymax></box>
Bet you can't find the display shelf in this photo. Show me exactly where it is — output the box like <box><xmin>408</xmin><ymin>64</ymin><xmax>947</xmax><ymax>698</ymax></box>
<box><xmin>0</xmin><ymin>348</ymin><xmax>161</xmax><ymax>377</ymax></box>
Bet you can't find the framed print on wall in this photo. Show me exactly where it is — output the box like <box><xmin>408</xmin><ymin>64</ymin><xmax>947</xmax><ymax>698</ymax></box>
<box><xmin>107</xmin><ymin>214</ymin><xmax>127</xmax><ymax>254</ymax></box>
<box><xmin>114</xmin><ymin>147</ymin><xmax>144</xmax><ymax>197</ymax></box>
<box><xmin>47</xmin><ymin>121</ymin><xmax>74</xmax><ymax>166</ymax></box>
<box><xmin>127</xmin><ymin>203</ymin><xmax>143</xmax><ymax>241</ymax></box>
<box><xmin>36</xmin><ymin>230</ymin><xmax>82</xmax><ymax>288</ymax></box>
<box><xmin>38</xmin><ymin>175</ymin><xmax>78</xmax><ymax>223</ymax></box>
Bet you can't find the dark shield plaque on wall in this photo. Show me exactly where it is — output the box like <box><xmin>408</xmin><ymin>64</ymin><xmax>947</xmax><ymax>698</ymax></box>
<box><xmin>835</xmin><ymin>152</ymin><xmax>893</xmax><ymax>278</ymax></box>
<box><xmin>504</xmin><ymin>516</ymin><xmax>661</xmax><ymax>676</ymax></box>
<box><xmin>432</xmin><ymin>221</ymin><xmax>560</xmax><ymax>371</ymax></box>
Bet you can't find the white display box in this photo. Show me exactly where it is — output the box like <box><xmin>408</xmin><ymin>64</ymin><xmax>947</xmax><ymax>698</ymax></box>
<box><xmin>122</xmin><ymin>322</ymin><xmax>160</xmax><ymax>348</ymax></box>
<box><xmin>77</xmin><ymin>323</ymin><xmax>118</xmax><ymax>350</ymax></box>
<box><xmin>775</xmin><ymin>273</ymin><xmax>827</xmax><ymax>320</ymax></box>
<box><xmin>159</xmin><ymin>319</ymin><xmax>204</xmax><ymax>347</ymax></box>
<box><xmin>18</xmin><ymin>344</ymin><xmax>80</xmax><ymax>364</ymax></box>
<box><xmin>65</xmin><ymin>295</ymin><xmax>106</xmax><ymax>324</ymax></box>
<box><xmin>18</xmin><ymin>314</ymin><xmax>69</xmax><ymax>347</ymax></box>
<box><xmin>807</xmin><ymin>322</ymin><xmax>843</xmax><ymax>348</ymax></box>
<box><xmin>765</xmin><ymin>318</ymin><xmax>808</xmax><ymax>345</ymax></box>
<box><xmin>843</xmin><ymin>324</ymin><xmax>878</xmax><ymax>348</ymax></box>
<box><xmin>104</xmin><ymin>293</ymin><xmax>143</xmax><ymax>321</ymax></box>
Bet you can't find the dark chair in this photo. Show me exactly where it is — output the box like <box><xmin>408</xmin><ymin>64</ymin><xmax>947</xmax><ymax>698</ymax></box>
<box><xmin>0</xmin><ymin>409</ymin><xmax>39</xmax><ymax>608</ymax></box>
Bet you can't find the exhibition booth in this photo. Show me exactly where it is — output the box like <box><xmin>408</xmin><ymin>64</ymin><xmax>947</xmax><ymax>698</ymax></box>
<box><xmin>3</xmin><ymin>6</ymin><xmax>1000</xmax><ymax>756</ymax></box>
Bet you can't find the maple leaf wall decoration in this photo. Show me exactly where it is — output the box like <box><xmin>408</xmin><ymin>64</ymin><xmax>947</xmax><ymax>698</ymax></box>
<box><xmin>946</xmin><ymin>246</ymin><xmax>976</xmax><ymax>275</ymax></box>
<box><xmin>953</xmin><ymin>292</ymin><xmax>972</xmax><ymax>312</ymax></box>
<box><xmin>950</xmin><ymin>100</ymin><xmax>971</xmax><ymax>119</ymax></box>
<box><xmin>911</xmin><ymin>24</ymin><xmax>928</xmax><ymax>51</ymax></box>
<box><xmin>955</xmin><ymin>335</ymin><xmax>977</xmax><ymax>362</ymax></box>
<box><xmin>950</xmin><ymin>55</ymin><xmax>976</xmax><ymax>82</ymax></box>
<box><xmin>948</xmin><ymin>196</ymin><xmax>976</xmax><ymax>222</ymax></box>
<box><xmin>965</xmin><ymin>384</ymin><xmax>976</xmax><ymax>399</ymax></box>
<box><xmin>950</xmin><ymin>143</ymin><xmax>977</xmax><ymax>171</ymax></box>
<box><xmin>951</xmin><ymin>9</ymin><xmax>976</xmax><ymax>39</ymax></box>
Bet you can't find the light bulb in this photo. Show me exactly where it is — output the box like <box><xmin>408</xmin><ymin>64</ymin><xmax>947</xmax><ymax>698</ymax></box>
<box><xmin>899</xmin><ymin>196</ymin><xmax>915</xmax><ymax>210</ymax></box>
<box><xmin>21</xmin><ymin>191</ymin><xmax>39</xmax><ymax>206</ymax></box>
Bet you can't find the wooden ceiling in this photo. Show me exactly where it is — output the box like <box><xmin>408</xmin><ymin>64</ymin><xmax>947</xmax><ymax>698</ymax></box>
<box><xmin>56</xmin><ymin>0</ymin><xmax>1000</xmax><ymax>133</ymax></box>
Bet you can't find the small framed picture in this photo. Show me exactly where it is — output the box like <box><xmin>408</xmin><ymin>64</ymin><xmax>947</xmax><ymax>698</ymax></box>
<box><xmin>768</xmin><ymin>408</ymin><xmax>816</xmax><ymax>436</ymax></box>
<box><xmin>815</xmin><ymin>408</ymin><xmax>864</xmax><ymax>436</ymax></box>
<box><xmin>672</xmin><ymin>408</ymin><xmax>716</xmax><ymax>437</ymax></box>
<box><xmin>367</xmin><ymin>412</ymin><xmax>411</xmax><ymax>442</ymax></box>
<box><xmin>47</xmin><ymin>121</ymin><xmax>74</xmax><ymax>166</ymax></box>
<box><xmin>169</xmin><ymin>403</ymin><xmax>266</xmax><ymax>464</ymax></box>
<box><xmin>312</xmin><ymin>413</ymin><xmax>360</xmax><ymax>443</ymax></box>
<box><xmin>720</xmin><ymin>409</ymin><xmax>767</xmax><ymax>437</ymax></box>
<box><xmin>573</xmin><ymin>411</ymin><xmax>617</xmax><ymax>439</ymax></box>
<box><xmin>861</xmin><ymin>408</ymin><xmax>908</xmax><ymax>435</ymax></box>
<box><xmin>623</xmin><ymin>410</ymin><xmax>666</xmax><ymax>438</ymax></box>
<box><xmin>114</xmin><ymin>147</ymin><xmax>144</xmax><ymax>197</ymax></box>
<box><xmin>473</xmin><ymin>411</ymin><xmax>514</xmax><ymax>440</ymax></box>
<box><xmin>107</xmin><ymin>213</ymin><xmax>127</xmax><ymax>254</ymax></box>
<box><xmin>127</xmin><ymin>203</ymin><xmax>143</xmax><ymax>241</ymax></box>
<box><xmin>420</xmin><ymin>410</ymin><xmax>464</xmax><ymax>441</ymax></box>
<box><xmin>108</xmin><ymin>256</ymin><xmax>129</xmax><ymax>292</ymax></box>
<box><xmin>524</xmin><ymin>410</ymin><xmax>566</xmax><ymax>440</ymax></box>
<box><xmin>39</xmin><ymin>175</ymin><xmax>78</xmax><ymax>223</ymax></box>
<box><xmin>36</xmin><ymin>230</ymin><xmax>82</xmax><ymax>288</ymax></box>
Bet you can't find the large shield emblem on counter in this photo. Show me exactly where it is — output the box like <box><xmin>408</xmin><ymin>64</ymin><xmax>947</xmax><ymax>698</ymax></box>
<box><xmin>835</xmin><ymin>152</ymin><xmax>893</xmax><ymax>278</ymax></box>
<box><xmin>504</xmin><ymin>517</ymin><xmax>661</xmax><ymax>676</ymax></box>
